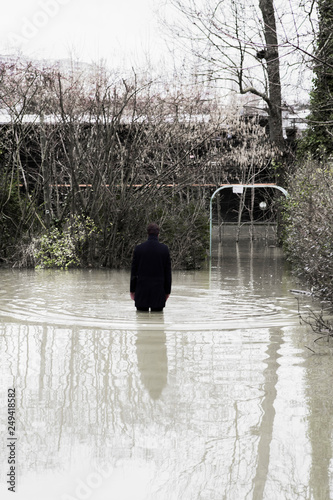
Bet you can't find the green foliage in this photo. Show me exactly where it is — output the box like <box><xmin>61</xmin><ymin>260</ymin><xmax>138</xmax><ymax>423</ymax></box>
<box><xmin>34</xmin><ymin>215</ymin><xmax>99</xmax><ymax>269</ymax></box>
<box><xmin>282</xmin><ymin>160</ymin><xmax>333</xmax><ymax>302</ymax></box>
<box><xmin>298</xmin><ymin>0</ymin><xmax>333</xmax><ymax>159</ymax></box>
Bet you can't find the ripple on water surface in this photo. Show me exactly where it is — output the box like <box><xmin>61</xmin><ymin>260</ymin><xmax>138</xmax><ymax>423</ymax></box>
<box><xmin>0</xmin><ymin>268</ymin><xmax>301</xmax><ymax>331</ymax></box>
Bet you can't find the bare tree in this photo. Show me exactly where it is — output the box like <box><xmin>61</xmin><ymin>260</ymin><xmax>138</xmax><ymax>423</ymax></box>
<box><xmin>160</xmin><ymin>0</ymin><xmax>315</xmax><ymax>149</ymax></box>
<box><xmin>0</xmin><ymin>58</ymin><xmax>52</xmax><ymax>261</ymax></box>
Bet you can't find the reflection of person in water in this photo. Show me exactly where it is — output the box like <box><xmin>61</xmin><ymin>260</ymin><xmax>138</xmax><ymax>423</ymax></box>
<box><xmin>136</xmin><ymin>331</ymin><xmax>168</xmax><ymax>400</ymax></box>
<box><xmin>130</xmin><ymin>223</ymin><xmax>172</xmax><ymax>312</ymax></box>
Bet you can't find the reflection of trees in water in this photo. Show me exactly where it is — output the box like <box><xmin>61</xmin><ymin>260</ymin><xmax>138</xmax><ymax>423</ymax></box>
<box><xmin>306</xmin><ymin>354</ymin><xmax>333</xmax><ymax>500</ymax></box>
<box><xmin>166</xmin><ymin>330</ymin><xmax>269</xmax><ymax>499</ymax></box>
<box><xmin>1</xmin><ymin>323</ymin><xmax>170</xmax><ymax>469</ymax></box>
<box><xmin>251</xmin><ymin>330</ymin><xmax>282</xmax><ymax>500</ymax></box>
<box><xmin>2</xmin><ymin>321</ymin><xmax>267</xmax><ymax>498</ymax></box>
<box><xmin>2</xmin><ymin>324</ymin><xmax>138</xmax><ymax>471</ymax></box>
<box><xmin>2</xmin><ymin>312</ymin><xmax>331</xmax><ymax>498</ymax></box>
<box><xmin>2</xmin><ymin>323</ymin><xmax>273</xmax><ymax>498</ymax></box>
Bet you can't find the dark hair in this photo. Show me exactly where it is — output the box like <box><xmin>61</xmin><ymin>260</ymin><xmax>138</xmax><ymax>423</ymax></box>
<box><xmin>147</xmin><ymin>223</ymin><xmax>160</xmax><ymax>236</ymax></box>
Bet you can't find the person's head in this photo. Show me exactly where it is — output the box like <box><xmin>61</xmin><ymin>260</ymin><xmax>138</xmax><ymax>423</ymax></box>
<box><xmin>147</xmin><ymin>223</ymin><xmax>160</xmax><ymax>236</ymax></box>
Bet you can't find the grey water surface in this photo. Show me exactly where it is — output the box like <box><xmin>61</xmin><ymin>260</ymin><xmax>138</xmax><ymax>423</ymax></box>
<box><xmin>0</xmin><ymin>239</ymin><xmax>332</xmax><ymax>500</ymax></box>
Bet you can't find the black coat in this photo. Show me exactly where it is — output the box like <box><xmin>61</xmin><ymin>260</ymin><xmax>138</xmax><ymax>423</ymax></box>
<box><xmin>130</xmin><ymin>235</ymin><xmax>172</xmax><ymax>310</ymax></box>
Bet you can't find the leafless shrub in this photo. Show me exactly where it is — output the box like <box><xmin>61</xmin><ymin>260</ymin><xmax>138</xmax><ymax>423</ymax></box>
<box><xmin>0</xmin><ymin>57</ymin><xmax>277</xmax><ymax>268</ymax></box>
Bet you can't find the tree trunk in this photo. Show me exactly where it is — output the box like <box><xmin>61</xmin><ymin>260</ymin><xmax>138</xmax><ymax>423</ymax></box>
<box><xmin>259</xmin><ymin>0</ymin><xmax>284</xmax><ymax>149</ymax></box>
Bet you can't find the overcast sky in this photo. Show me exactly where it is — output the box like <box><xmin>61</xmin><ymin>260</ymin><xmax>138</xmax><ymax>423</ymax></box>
<box><xmin>0</xmin><ymin>0</ymin><xmax>312</xmax><ymax>106</ymax></box>
<box><xmin>0</xmin><ymin>0</ymin><xmax>168</xmax><ymax>68</ymax></box>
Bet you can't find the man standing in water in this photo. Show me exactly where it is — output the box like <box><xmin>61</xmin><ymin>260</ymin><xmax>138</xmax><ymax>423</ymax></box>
<box><xmin>130</xmin><ymin>223</ymin><xmax>171</xmax><ymax>312</ymax></box>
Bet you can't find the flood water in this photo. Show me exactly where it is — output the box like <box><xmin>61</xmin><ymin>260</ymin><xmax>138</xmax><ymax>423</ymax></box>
<box><xmin>0</xmin><ymin>236</ymin><xmax>333</xmax><ymax>500</ymax></box>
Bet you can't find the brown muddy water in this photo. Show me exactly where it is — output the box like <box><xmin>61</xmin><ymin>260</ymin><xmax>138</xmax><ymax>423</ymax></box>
<box><xmin>0</xmin><ymin>236</ymin><xmax>333</xmax><ymax>500</ymax></box>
